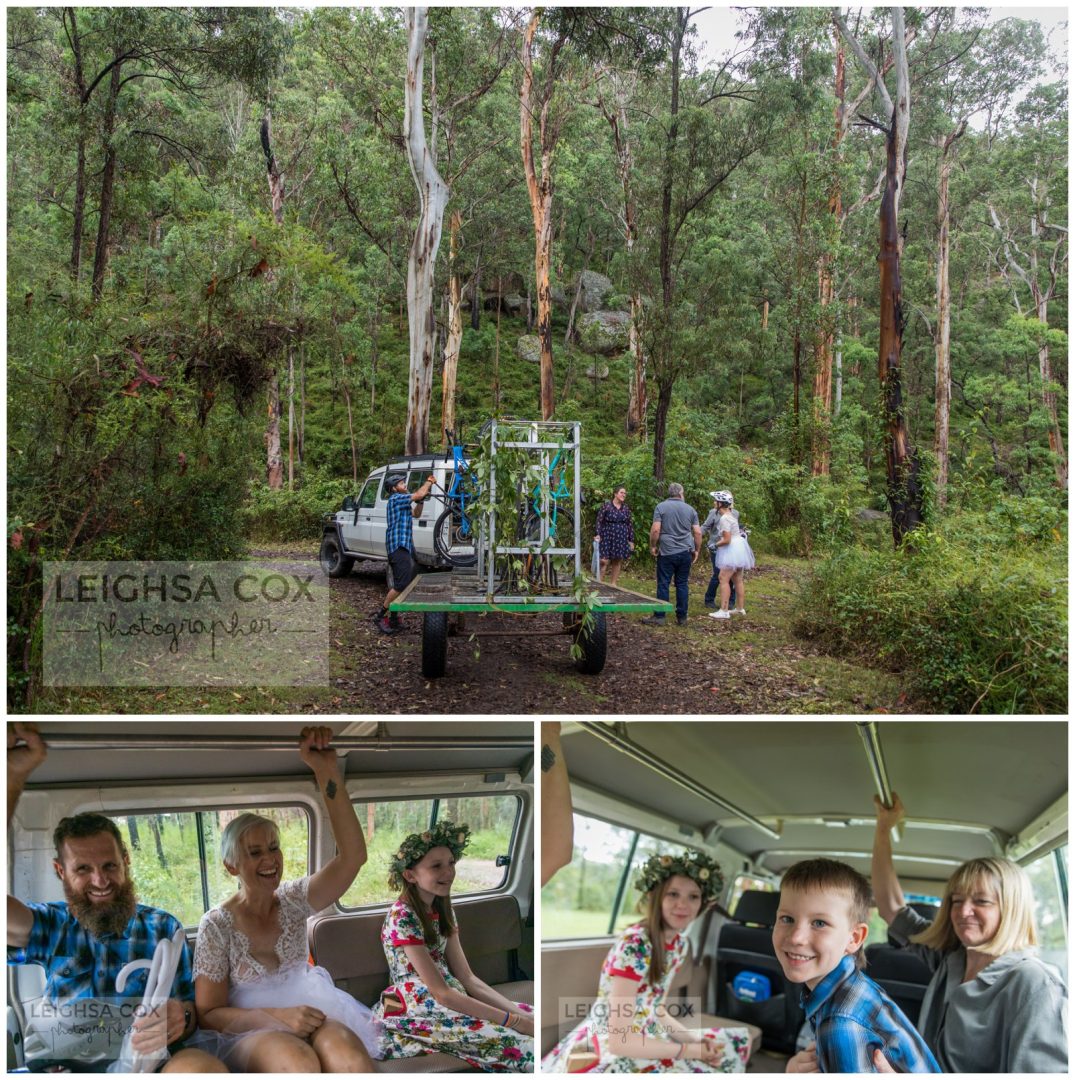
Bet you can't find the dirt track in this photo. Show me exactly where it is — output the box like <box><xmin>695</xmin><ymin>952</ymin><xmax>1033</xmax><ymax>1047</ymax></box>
<box><xmin>269</xmin><ymin>552</ymin><xmax>917</xmax><ymax>716</ymax></box>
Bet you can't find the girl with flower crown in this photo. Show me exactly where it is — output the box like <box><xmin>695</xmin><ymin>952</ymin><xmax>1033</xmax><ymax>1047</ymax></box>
<box><xmin>373</xmin><ymin>820</ymin><xmax>535</xmax><ymax>1071</ymax></box>
<box><xmin>542</xmin><ymin>852</ymin><xmax>750</xmax><ymax>1074</ymax></box>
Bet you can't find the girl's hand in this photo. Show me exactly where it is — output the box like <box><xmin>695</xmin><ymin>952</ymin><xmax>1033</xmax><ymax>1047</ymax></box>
<box><xmin>299</xmin><ymin>726</ymin><xmax>339</xmax><ymax>781</ymax></box>
<box><xmin>511</xmin><ymin>1014</ymin><xmax>534</xmax><ymax>1038</ymax></box>
<box><xmin>268</xmin><ymin>1005</ymin><xmax>326</xmax><ymax>1037</ymax></box>
<box><xmin>699</xmin><ymin>1039</ymin><xmax>724</xmax><ymax>1066</ymax></box>
<box><xmin>874</xmin><ymin>792</ymin><xmax>905</xmax><ymax>833</ymax></box>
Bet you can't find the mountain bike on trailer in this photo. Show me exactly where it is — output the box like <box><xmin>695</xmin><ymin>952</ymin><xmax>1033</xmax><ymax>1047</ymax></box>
<box><xmin>432</xmin><ymin>426</ymin><xmax>575</xmax><ymax>586</ymax></box>
<box><xmin>391</xmin><ymin>419</ymin><xmax>671</xmax><ymax>678</ymax></box>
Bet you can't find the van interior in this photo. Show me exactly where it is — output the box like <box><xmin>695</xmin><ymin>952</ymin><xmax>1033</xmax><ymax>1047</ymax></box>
<box><xmin>540</xmin><ymin>720</ymin><xmax>1068</xmax><ymax>1072</ymax></box>
<box><xmin>7</xmin><ymin>720</ymin><xmax>534</xmax><ymax>1073</ymax></box>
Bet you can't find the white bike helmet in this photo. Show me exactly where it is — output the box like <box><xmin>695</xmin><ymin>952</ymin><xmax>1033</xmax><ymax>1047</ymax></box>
<box><xmin>709</xmin><ymin>490</ymin><xmax>734</xmax><ymax>506</ymax></box>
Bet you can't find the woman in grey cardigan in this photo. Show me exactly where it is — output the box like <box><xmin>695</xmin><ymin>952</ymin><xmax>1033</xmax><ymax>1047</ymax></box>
<box><xmin>872</xmin><ymin>794</ymin><xmax>1067</xmax><ymax>1072</ymax></box>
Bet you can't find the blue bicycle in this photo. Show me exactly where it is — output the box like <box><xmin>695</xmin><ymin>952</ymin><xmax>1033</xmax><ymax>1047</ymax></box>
<box><xmin>433</xmin><ymin>430</ymin><xmax>481</xmax><ymax>568</ymax></box>
<box><xmin>432</xmin><ymin>427</ymin><xmax>576</xmax><ymax>580</ymax></box>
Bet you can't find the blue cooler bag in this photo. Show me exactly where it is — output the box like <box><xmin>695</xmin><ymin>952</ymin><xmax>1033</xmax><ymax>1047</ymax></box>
<box><xmin>732</xmin><ymin>970</ymin><xmax>772</xmax><ymax>1002</ymax></box>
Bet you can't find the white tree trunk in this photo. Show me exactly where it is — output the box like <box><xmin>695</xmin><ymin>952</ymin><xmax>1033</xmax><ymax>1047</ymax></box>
<box><xmin>404</xmin><ymin>7</ymin><xmax>449</xmax><ymax>455</ymax></box>
<box><xmin>441</xmin><ymin>210</ymin><xmax>463</xmax><ymax>444</ymax></box>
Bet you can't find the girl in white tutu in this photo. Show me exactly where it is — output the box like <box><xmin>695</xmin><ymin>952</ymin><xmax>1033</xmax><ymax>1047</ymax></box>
<box><xmin>192</xmin><ymin>726</ymin><xmax>381</xmax><ymax>1072</ymax></box>
<box><xmin>708</xmin><ymin>491</ymin><xmax>754</xmax><ymax>620</ymax></box>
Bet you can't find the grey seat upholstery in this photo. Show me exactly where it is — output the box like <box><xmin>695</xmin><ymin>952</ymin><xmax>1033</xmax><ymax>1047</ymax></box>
<box><xmin>866</xmin><ymin>902</ymin><xmax>939</xmax><ymax>1027</ymax></box>
<box><xmin>309</xmin><ymin>895</ymin><xmax>533</xmax><ymax>1073</ymax></box>
<box><xmin>714</xmin><ymin>890</ymin><xmax>804</xmax><ymax>1055</ymax></box>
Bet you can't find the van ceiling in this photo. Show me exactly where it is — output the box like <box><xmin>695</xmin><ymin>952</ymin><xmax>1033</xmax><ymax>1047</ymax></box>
<box><xmin>562</xmin><ymin>721</ymin><xmax>1067</xmax><ymax>884</ymax></box>
<box><xmin>21</xmin><ymin>721</ymin><xmax>534</xmax><ymax>786</ymax></box>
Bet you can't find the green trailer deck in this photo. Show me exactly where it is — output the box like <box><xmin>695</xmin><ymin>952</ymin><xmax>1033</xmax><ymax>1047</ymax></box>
<box><xmin>391</xmin><ymin>571</ymin><xmax>672</xmax><ymax>677</ymax></box>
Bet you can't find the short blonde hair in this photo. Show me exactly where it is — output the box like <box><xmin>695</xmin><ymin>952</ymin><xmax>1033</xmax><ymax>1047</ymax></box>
<box><xmin>912</xmin><ymin>857</ymin><xmax>1038</xmax><ymax>956</ymax></box>
<box><xmin>221</xmin><ymin>813</ymin><xmax>279</xmax><ymax>868</ymax></box>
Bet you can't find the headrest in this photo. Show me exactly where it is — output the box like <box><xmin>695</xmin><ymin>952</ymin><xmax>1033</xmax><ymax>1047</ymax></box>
<box><xmin>732</xmin><ymin>889</ymin><xmax>780</xmax><ymax>927</ymax></box>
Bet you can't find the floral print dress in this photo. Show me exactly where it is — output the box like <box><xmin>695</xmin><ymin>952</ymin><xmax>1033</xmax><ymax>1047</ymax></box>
<box><xmin>595</xmin><ymin>501</ymin><xmax>635</xmax><ymax>560</ymax></box>
<box><xmin>542</xmin><ymin>924</ymin><xmax>750</xmax><ymax>1074</ymax></box>
<box><xmin>373</xmin><ymin>899</ymin><xmax>534</xmax><ymax>1072</ymax></box>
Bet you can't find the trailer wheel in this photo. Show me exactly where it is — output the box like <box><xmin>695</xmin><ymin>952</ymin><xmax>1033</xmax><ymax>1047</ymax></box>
<box><xmin>574</xmin><ymin>611</ymin><xmax>607</xmax><ymax>674</ymax></box>
<box><xmin>422</xmin><ymin>612</ymin><xmax>449</xmax><ymax>678</ymax></box>
<box><xmin>319</xmin><ymin>534</ymin><xmax>354</xmax><ymax>578</ymax></box>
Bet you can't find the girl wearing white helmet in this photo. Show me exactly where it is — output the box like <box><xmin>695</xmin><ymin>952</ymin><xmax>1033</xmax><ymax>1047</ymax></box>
<box><xmin>708</xmin><ymin>492</ymin><xmax>754</xmax><ymax>620</ymax></box>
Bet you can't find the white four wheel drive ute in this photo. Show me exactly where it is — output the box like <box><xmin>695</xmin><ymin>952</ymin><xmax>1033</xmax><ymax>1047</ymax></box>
<box><xmin>319</xmin><ymin>456</ymin><xmax>457</xmax><ymax>578</ymax></box>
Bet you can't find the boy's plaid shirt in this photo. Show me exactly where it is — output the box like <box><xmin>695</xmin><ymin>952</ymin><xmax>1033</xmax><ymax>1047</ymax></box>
<box><xmin>804</xmin><ymin>954</ymin><xmax>941</xmax><ymax>1073</ymax></box>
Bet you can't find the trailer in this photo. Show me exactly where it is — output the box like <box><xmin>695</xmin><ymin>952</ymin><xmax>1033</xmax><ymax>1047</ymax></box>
<box><xmin>391</xmin><ymin>569</ymin><xmax>672</xmax><ymax>678</ymax></box>
<box><xmin>388</xmin><ymin>419</ymin><xmax>671</xmax><ymax>677</ymax></box>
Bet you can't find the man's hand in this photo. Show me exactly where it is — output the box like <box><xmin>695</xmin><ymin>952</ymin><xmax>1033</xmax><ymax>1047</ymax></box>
<box><xmin>8</xmin><ymin>722</ymin><xmax>47</xmax><ymax>782</ymax></box>
<box><xmin>786</xmin><ymin>1042</ymin><xmax>819</xmax><ymax>1073</ymax></box>
<box><xmin>874</xmin><ymin>791</ymin><xmax>905</xmax><ymax>833</ymax></box>
<box><xmin>299</xmin><ymin>726</ymin><xmax>340</xmax><ymax>783</ymax></box>
<box><xmin>691</xmin><ymin>548</ymin><xmax>700</xmax><ymax>563</ymax></box>
<box><xmin>267</xmin><ymin>1005</ymin><xmax>326</xmax><ymax>1038</ymax></box>
<box><xmin>130</xmin><ymin>999</ymin><xmax>186</xmax><ymax>1053</ymax></box>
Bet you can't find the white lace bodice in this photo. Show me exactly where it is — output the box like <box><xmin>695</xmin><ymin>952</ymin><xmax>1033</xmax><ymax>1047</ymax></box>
<box><xmin>193</xmin><ymin>876</ymin><xmax>313</xmax><ymax>985</ymax></box>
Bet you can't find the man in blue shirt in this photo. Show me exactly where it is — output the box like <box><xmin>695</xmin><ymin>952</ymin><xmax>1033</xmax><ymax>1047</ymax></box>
<box><xmin>7</xmin><ymin>723</ymin><xmax>226</xmax><ymax>1073</ymax></box>
<box><xmin>374</xmin><ymin>471</ymin><xmax>436</xmax><ymax>635</ymax></box>
<box><xmin>774</xmin><ymin>858</ymin><xmax>940</xmax><ymax>1073</ymax></box>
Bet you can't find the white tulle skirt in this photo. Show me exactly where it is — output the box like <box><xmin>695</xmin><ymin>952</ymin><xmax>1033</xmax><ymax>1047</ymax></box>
<box><xmin>714</xmin><ymin>535</ymin><xmax>755</xmax><ymax>570</ymax></box>
<box><xmin>190</xmin><ymin>964</ymin><xmax>383</xmax><ymax>1070</ymax></box>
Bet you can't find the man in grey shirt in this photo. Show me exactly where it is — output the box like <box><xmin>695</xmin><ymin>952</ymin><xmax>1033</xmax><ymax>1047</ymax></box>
<box><xmin>642</xmin><ymin>482</ymin><xmax>701</xmax><ymax>626</ymax></box>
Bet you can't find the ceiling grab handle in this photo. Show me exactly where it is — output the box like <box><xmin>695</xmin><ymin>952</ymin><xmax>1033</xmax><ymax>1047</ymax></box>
<box><xmin>856</xmin><ymin>721</ymin><xmax>903</xmax><ymax>844</ymax></box>
<box><xmin>578</xmin><ymin>722</ymin><xmax>780</xmax><ymax>841</ymax></box>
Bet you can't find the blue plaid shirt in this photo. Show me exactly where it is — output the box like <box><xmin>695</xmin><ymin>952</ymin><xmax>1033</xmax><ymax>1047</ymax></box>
<box><xmin>803</xmin><ymin>954</ymin><xmax>941</xmax><ymax>1073</ymax></box>
<box><xmin>385</xmin><ymin>490</ymin><xmax>415</xmax><ymax>553</ymax></box>
<box><xmin>7</xmin><ymin>901</ymin><xmax>195</xmax><ymax>1006</ymax></box>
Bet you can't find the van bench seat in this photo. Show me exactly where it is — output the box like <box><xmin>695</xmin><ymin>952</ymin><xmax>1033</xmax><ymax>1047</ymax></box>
<box><xmin>310</xmin><ymin>896</ymin><xmax>533</xmax><ymax>1073</ymax></box>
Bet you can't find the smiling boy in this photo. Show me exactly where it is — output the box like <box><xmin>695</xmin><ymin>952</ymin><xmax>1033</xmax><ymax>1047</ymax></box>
<box><xmin>774</xmin><ymin>858</ymin><xmax>940</xmax><ymax>1073</ymax></box>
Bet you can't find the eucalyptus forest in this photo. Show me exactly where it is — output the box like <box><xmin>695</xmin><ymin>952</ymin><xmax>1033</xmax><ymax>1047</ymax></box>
<box><xmin>7</xmin><ymin>7</ymin><xmax>1067</xmax><ymax>714</ymax></box>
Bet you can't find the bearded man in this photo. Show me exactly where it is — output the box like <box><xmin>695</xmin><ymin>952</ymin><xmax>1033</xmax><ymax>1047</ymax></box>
<box><xmin>7</xmin><ymin>722</ymin><xmax>226</xmax><ymax>1073</ymax></box>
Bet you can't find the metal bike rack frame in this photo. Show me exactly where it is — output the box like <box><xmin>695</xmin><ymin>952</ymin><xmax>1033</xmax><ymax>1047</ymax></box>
<box><xmin>481</xmin><ymin>419</ymin><xmax>582</xmax><ymax>595</ymax></box>
<box><xmin>578</xmin><ymin>722</ymin><xmax>780</xmax><ymax>841</ymax></box>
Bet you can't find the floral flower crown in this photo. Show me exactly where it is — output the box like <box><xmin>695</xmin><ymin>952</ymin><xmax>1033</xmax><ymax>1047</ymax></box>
<box><xmin>389</xmin><ymin>819</ymin><xmax>471</xmax><ymax>890</ymax></box>
<box><xmin>635</xmin><ymin>850</ymin><xmax>724</xmax><ymax>903</ymax></box>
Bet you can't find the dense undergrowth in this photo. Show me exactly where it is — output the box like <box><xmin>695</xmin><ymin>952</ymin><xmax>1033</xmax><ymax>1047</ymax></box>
<box><xmin>793</xmin><ymin>503</ymin><xmax>1067</xmax><ymax>713</ymax></box>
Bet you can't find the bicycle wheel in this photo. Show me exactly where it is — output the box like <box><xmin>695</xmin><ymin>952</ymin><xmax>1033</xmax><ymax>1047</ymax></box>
<box><xmin>434</xmin><ymin>507</ymin><xmax>479</xmax><ymax>567</ymax></box>
<box><xmin>522</xmin><ymin>510</ymin><xmax>575</xmax><ymax>589</ymax></box>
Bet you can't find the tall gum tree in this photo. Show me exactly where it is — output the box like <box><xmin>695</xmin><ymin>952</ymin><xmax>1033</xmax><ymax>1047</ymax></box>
<box><xmin>836</xmin><ymin>7</ymin><xmax>923</xmax><ymax>545</ymax></box>
<box><xmin>403</xmin><ymin>7</ymin><xmax>448</xmax><ymax>454</ymax></box>
<box><xmin>987</xmin><ymin>82</ymin><xmax>1068</xmax><ymax>490</ymax></box>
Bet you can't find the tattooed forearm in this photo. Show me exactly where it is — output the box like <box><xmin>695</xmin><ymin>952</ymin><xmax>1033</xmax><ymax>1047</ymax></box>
<box><xmin>325</xmin><ymin>778</ymin><xmax>337</xmax><ymax>800</ymax></box>
<box><xmin>541</xmin><ymin>744</ymin><xmax>556</xmax><ymax>772</ymax></box>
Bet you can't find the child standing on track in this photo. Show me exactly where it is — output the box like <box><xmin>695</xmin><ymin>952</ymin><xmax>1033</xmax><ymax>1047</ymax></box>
<box><xmin>373</xmin><ymin>821</ymin><xmax>534</xmax><ymax>1071</ymax></box>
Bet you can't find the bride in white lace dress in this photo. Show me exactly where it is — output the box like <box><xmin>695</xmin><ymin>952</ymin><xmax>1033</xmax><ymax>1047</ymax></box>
<box><xmin>192</xmin><ymin>726</ymin><xmax>381</xmax><ymax>1072</ymax></box>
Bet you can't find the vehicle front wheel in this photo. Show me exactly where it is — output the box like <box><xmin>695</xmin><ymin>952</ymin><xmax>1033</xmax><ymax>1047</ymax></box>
<box><xmin>319</xmin><ymin>533</ymin><xmax>354</xmax><ymax>578</ymax></box>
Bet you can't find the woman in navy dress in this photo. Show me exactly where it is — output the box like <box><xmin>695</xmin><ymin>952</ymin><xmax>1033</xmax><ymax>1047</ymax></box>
<box><xmin>594</xmin><ymin>485</ymin><xmax>635</xmax><ymax>584</ymax></box>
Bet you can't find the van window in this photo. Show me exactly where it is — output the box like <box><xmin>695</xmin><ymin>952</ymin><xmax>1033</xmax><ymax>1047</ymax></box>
<box><xmin>358</xmin><ymin>479</ymin><xmax>378</xmax><ymax>509</ymax></box>
<box><xmin>1025</xmin><ymin>845</ymin><xmax>1068</xmax><ymax>978</ymax></box>
<box><xmin>542</xmin><ymin>812</ymin><xmax>697</xmax><ymax>939</ymax></box>
<box><xmin>114</xmin><ymin>806</ymin><xmax>310</xmax><ymax>928</ymax></box>
<box><xmin>727</xmin><ymin>874</ymin><xmax>775</xmax><ymax>914</ymax></box>
<box><xmin>339</xmin><ymin>793</ymin><xmax>520</xmax><ymax>908</ymax></box>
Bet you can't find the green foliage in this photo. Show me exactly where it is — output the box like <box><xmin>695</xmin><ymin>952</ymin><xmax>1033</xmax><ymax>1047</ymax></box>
<box><xmin>793</xmin><ymin>511</ymin><xmax>1067</xmax><ymax>713</ymax></box>
<box><xmin>241</xmin><ymin>471</ymin><xmax>356</xmax><ymax>543</ymax></box>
